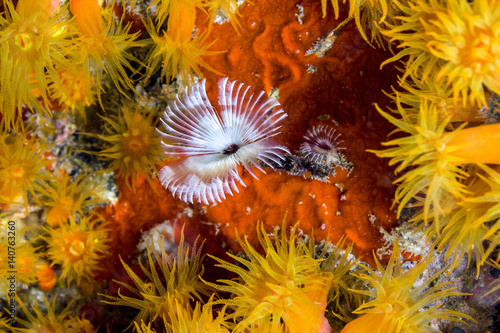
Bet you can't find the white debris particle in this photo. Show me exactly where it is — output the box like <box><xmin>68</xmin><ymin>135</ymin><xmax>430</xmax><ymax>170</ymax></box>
<box><xmin>368</xmin><ymin>213</ymin><xmax>377</xmax><ymax>224</ymax></box>
<box><xmin>305</xmin><ymin>30</ymin><xmax>337</xmax><ymax>58</ymax></box>
<box><xmin>320</xmin><ymin>223</ymin><xmax>326</xmax><ymax>230</ymax></box>
<box><xmin>269</xmin><ymin>87</ymin><xmax>280</xmax><ymax>99</ymax></box>
<box><xmin>184</xmin><ymin>207</ymin><xmax>194</xmax><ymax>218</ymax></box>
<box><xmin>340</xmin><ymin>195</ymin><xmax>347</xmax><ymax>201</ymax></box>
<box><xmin>336</xmin><ymin>210</ymin><xmax>341</xmax><ymax>215</ymax></box>
<box><xmin>295</xmin><ymin>4</ymin><xmax>304</xmax><ymax>24</ymax></box>
<box><xmin>309</xmin><ymin>193</ymin><xmax>316</xmax><ymax>198</ymax></box>
<box><xmin>213</xmin><ymin>0</ymin><xmax>245</xmax><ymax>25</ymax></box>
<box><xmin>137</xmin><ymin>220</ymin><xmax>176</xmax><ymax>256</ymax></box>
<box><xmin>201</xmin><ymin>221</ymin><xmax>221</xmax><ymax>236</ymax></box>
<box><xmin>377</xmin><ymin>221</ymin><xmax>431</xmax><ymax>260</ymax></box>
<box><xmin>306</xmin><ymin>64</ymin><xmax>317</xmax><ymax>73</ymax></box>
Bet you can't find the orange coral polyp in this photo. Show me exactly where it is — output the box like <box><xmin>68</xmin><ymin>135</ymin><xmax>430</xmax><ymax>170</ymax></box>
<box><xmin>121</xmin><ymin>114</ymin><xmax>153</xmax><ymax>158</ymax></box>
<box><xmin>166</xmin><ymin>0</ymin><xmax>196</xmax><ymax>42</ymax></box>
<box><xmin>382</xmin><ymin>0</ymin><xmax>500</xmax><ymax>106</ymax></box>
<box><xmin>206</xmin><ymin>221</ymin><xmax>333</xmax><ymax>333</ymax></box>
<box><xmin>43</xmin><ymin>216</ymin><xmax>110</xmax><ymax>286</ymax></box>
<box><xmin>340</xmin><ymin>312</ymin><xmax>389</xmax><ymax>332</ymax></box>
<box><xmin>93</xmin><ymin>105</ymin><xmax>162</xmax><ymax>190</ymax></box>
<box><xmin>54</xmin><ymin>231</ymin><xmax>84</xmax><ymax>262</ymax></box>
<box><xmin>49</xmin><ymin>69</ymin><xmax>95</xmax><ymax>117</ymax></box>
<box><xmin>444</xmin><ymin>123</ymin><xmax>500</xmax><ymax>165</ymax></box>
<box><xmin>17</xmin><ymin>0</ymin><xmax>52</xmax><ymax>21</ymax></box>
<box><xmin>0</xmin><ymin>134</ymin><xmax>49</xmax><ymax>208</ymax></box>
<box><xmin>45</xmin><ymin>198</ymin><xmax>74</xmax><ymax>226</ymax></box>
<box><xmin>65</xmin><ymin>232</ymin><xmax>86</xmax><ymax>261</ymax></box>
<box><xmin>100</xmin><ymin>231</ymin><xmax>210</xmax><ymax>329</ymax></box>
<box><xmin>41</xmin><ymin>171</ymin><xmax>104</xmax><ymax>227</ymax></box>
<box><xmin>36</xmin><ymin>262</ymin><xmax>57</xmax><ymax>291</ymax></box>
<box><xmin>0</xmin><ymin>0</ymin><xmax>78</xmax><ymax>130</ymax></box>
<box><xmin>342</xmin><ymin>242</ymin><xmax>471</xmax><ymax>333</ymax></box>
<box><xmin>70</xmin><ymin>0</ymin><xmax>104</xmax><ymax>40</ymax></box>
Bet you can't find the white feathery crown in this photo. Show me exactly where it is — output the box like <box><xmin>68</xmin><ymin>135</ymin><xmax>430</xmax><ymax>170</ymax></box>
<box><xmin>300</xmin><ymin>125</ymin><xmax>345</xmax><ymax>164</ymax></box>
<box><xmin>157</xmin><ymin>77</ymin><xmax>289</xmax><ymax>205</ymax></box>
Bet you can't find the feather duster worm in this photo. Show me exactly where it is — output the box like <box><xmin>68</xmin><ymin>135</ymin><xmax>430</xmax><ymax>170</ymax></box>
<box><xmin>157</xmin><ymin>77</ymin><xmax>289</xmax><ymax>205</ymax></box>
<box><xmin>300</xmin><ymin>125</ymin><xmax>345</xmax><ymax>164</ymax></box>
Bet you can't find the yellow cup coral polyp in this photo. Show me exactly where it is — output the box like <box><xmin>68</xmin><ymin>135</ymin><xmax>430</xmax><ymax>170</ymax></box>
<box><xmin>16</xmin><ymin>294</ymin><xmax>95</xmax><ymax>333</ymax></box>
<box><xmin>70</xmin><ymin>0</ymin><xmax>143</xmax><ymax>99</ymax></box>
<box><xmin>133</xmin><ymin>296</ymin><xmax>230</xmax><ymax>333</ymax></box>
<box><xmin>381</xmin><ymin>0</ymin><xmax>500</xmax><ymax>107</ymax></box>
<box><xmin>121</xmin><ymin>113</ymin><xmax>154</xmax><ymax>158</ymax></box>
<box><xmin>91</xmin><ymin>104</ymin><xmax>163</xmax><ymax>190</ymax></box>
<box><xmin>205</xmin><ymin>220</ymin><xmax>334</xmax><ymax>333</ymax></box>
<box><xmin>101</xmin><ymin>231</ymin><xmax>210</xmax><ymax>329</ymax></box>
<box><xmin>370</xmin><ymin>97</ymin><xmax>500</xmax><ymax>227</ymax></box>
<box><xmin>0</xmin><ymin>0</ymin><xmax>78</xmax><ymax>130</ymax></box>
<box><xmin>48</xmin><ymin>69</ymin><xmax>95</xmax><ymax>119</ymax></box>
<box><xmin>143</xmin><ymin>0</ymin><xmax>223</xmax><ymax>84</ymax></box>
<box><xmin>340</xmin><ymin>242</ymin><xmax>471</xmax><ymax>333</ymax></box>
<box><xmin>0</xmin><ymin>227</ymin><xmax>42</xmax><ymax>286</ymax></box>
<box><xmin>0</xmin><ymin>133</ymin><xmax>49</xmax><ymax>209</ymax></box>
<box><xmin>43</xmin><ymin>216</ymin><xmax>110</xmax><ymax>286</ymax></box>
<box><xmin>41</xmin><ymin>171</ymin><xmax>105</xmax><ymax>227</ymax></box>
